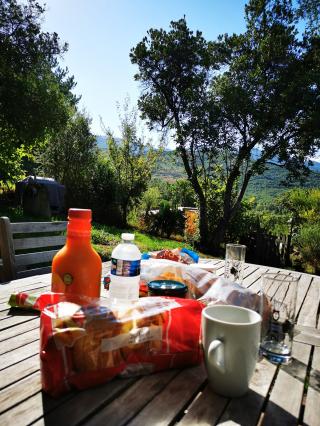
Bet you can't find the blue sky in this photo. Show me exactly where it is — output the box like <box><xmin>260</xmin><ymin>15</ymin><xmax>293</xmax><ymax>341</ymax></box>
<box><xmin>41</xmin><ymin>0</ymin><xmax>247</xmax><ymax>138</ymax></box>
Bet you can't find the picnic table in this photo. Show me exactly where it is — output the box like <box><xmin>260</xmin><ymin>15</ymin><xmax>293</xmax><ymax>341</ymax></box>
<box><xmin>0</xmin><ymin>259</ymin><xmax>319</xmax><ymax>426</ymax></box>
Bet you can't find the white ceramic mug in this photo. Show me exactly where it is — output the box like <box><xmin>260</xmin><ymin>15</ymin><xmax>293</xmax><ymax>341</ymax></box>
<box><xmin>202</xmin><ymin>305</ymin><xmax>261</xmax><ymax>397</ymax></box>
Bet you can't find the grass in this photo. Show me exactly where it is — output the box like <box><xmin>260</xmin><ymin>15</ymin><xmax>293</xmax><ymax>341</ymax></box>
<box><xmin>91</xmin><ymin>222</ymin><xmax>194</xmax><ymax>261</ymax></box>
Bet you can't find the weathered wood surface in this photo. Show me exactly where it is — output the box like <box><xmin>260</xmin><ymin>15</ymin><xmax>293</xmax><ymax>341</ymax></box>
<box><xmin>13</xmin><ymin>235</ymin><xmax>66</xmax><ymax>251</ymax></box>
<box><xmin>15</xmin><ymin>249</ymin><xmax>61</xmax><ymax>267</ymax></box>
<box><xmin>10</xmin><ymin>221</ymin><xmax>67</xmax><ymax>234</ymax></box>
<box><xmin>0</xmin><ymin>217</ymin><xmax>67</xmax><ymax>282</ymax></box>
<box><xmin>0</xmin><ymin>260</ymin><xmax>319</xmax><ymax>426</ymax></box>
<box><xmin>0</xmin><ymin>217</ymin><xmax>17</xmax><ymax>281</ymax></box>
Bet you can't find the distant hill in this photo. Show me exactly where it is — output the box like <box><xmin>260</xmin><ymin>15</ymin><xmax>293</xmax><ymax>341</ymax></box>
<box><xmin>95</xmin><ymin>135</ymin><xmax>122</xmax><ymax>150</ymax></box>
<box><xmin>96</xmin><ymin>137</ymin><xmax>320</xmax><ymax>202</ymax></box>
<box><xmin>153</xmin><ymin>150</ymin><xmax>320</xmax><ymax>203</ymax></box>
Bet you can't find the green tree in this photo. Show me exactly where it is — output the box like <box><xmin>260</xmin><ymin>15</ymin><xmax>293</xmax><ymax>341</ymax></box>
<box><xmin>38</xmin><ymin>111</ymin><xmax>98</xmax><ymax>207</ymax></box>
<box><xmin>87</xmin><ymin>152</ymin><xmax>121</xmax><ymax>224</ymax></box>
<box><xmin>130</xmin><ymin>1</ymin><xmax>320</xmax><ymax>251</ymax></box>
<box><xmin>141</xmin><ymin>186</ymin><xmax>162</xmax><ymax>217</ymax></box>
<box><xmin>106</xmin><ymin>101</ymin><xmax>160</xmax><ymax>226</ymax></box>
<box><xmin>0</xmin><ymin>0</ymin><xmax>77</xmax><ymax>186</ymax></box>
<box><xmin>294</xmin><ymin>223</ymin><xmax>320</xmax><ymax>274</ymax></box>
<box><xmin>169</xmin><ymin>179</ymin><xmax>196</xmax><ymax>208</ymax></box>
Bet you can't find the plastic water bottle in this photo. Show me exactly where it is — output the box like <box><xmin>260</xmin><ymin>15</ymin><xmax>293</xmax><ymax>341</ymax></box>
<box><xmin>108</xmin><ymin>233</ymin><xmax>141</xmax><ymax>301</ymax></box>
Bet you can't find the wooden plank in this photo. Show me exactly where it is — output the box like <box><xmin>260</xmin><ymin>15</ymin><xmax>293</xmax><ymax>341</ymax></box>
<box><xmin>0</xmin><ymin>317</ymin><xmax>40</xmax><ymax>342</ymax></box>
<box><xmin>128</xmin><ymin>365</ymin><xmax>207</xmax><ymax>426</ymax></box>
<box><xmin>0</xmin><ymin>327</ymin><xmax>39</xmax><ymax>355</ymax></box>
<box><xmin>0</xmin><ymin>312</ymin><xmax>39</xmax><ymax>331</ymax></box>
<box><xmin>0</xmin><ymin>217</ymin><xmax>16</xmax><ymax>281</ymax></box>
<box><xmin>0</xmin><ymin>273</ymin><xmax>50</xmax><ymax>287</ymax></box>
<box><xmin>263</xmin><ymin>341</ymin><xmax>311</xmax><ymax>425</ymax></box>
<box><xmin>178</xmin><ymin>385</ymin><xmax>227</xmax><ymax>425</ymax></box>
<box><xmin>241</xmin><ymin>264</ymin><xmax>261</xmax><ymax>282</ymax></box>
<box><xmin>247</xmin><ymin>268</ymin><xmax>281</xmax><ymax>294</ymax></box>
<box><xmin>14</xmin><ymin>235</ymin><xmax>65</xmax><ymax>251</ymax></box>
<box><xmin>15</xmin><ymin>249</ymin><xmax>59</xmax><ymax>267</ymax></box>
<box><xmin>0</xmin><ymin>340</ymin><xmax>38</xmax><ymax>370</ymax></box>
<box><xmin>0</xmin><ymin>307</ymin><xmax>13</xmax><ymax>318</ymax></box>
<box><xmin>297</xmin><ymin>278</ymin><xmax>319</xmax><ymax>328</ymax></box>
<box><xmin>11</xmin><ymin>221</ymin><xmax>67</xmax><ymax>234</ymax></box>
<box><xmin>212</xmin><ymin>358</ymin><xmax>277</xmax><ymax>426</ymax></box>
<box><xmin>294</xmin><ymin>325</ymin><xmax>320</xmax><ymax>347</ymax></box>
<box><xmin>295</xmin><ymin>273</ymin><xmax>313</xmax><ymax>320</ymax></box>
<box><xmin>32</xmin><ymin>378</ymin><xmax>138</xmax><ymax>426</ymax></box>
<box><xmin>0</xmin><ymin>276</ymin><xmax>51</xmax><ymax>300</ymax></box>
<box><xmin>304</xmin><ymin>346</ymin><xmax>320</xmax><ymax>426</ymax></box>
<box><xmin>84</xmin><ymin>370</ymin><xmax>178</xmax><ymax>426</ymax></box>
<box><xmin>0</xmin><ymin>371</ymin><xmax>41</xmax><ymax>413</ymax></box>
<box><xmin>0</xmin><ymin>354</ymin><xmax>39</xmax><ymax>390</ymax></box>
<box><xmin>17</xmin><ymin>266</ymin><xmax>52</xmax><ymax>278</ymax></box>
<box><xmin>242</xmin><ymin>265</ymin><xmax>267</xmax><ymax>289</ymax></box>
<box><xmin>0</xmin><ymin>390</ymin><xmax>73</xmax><ymax>426</ymax></box>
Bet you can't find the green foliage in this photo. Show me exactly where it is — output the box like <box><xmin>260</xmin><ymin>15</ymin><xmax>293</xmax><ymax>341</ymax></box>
<box><xmin>145</xmin><ymin>200</ymin><xmax>185</xmax><ymax>238</ymax></box>
<box><xmin>154</xmin><ymin>151</ymin><xmax>320</xmax><ymax>205</ymax></box>
<box><xmin>87</xmin><ymin>153</ymin><xmax>121</xmax><ymax>225</ymax></box>
<box><xmin>0</xmin><ymin>0</ymin><xmax>77</xmax><ymax>186</ymax></box>
<box><xmin>131</xmin><ymin>1</ymin><xmax>320</xmax><ymax>250</ymax></box>
<box><xmin>275</xmin><ymin>188</ymin><xmax>320</xmax><ymax>226</ymax></box>
<box><xmin>294</xmin><ymin>223</ymin><xmax>320</xmax><ymax>273</ymax></box>
<box><xmin>91</xmin><ymin>226</ymin><xmax>119</xmax><ymax>246</ymax></box>
<box><xmin>106</xmin><ymin>100</ymin><xmax>160</xmax><ymax>226</ymax></box>
<box><xmin>167</xmin><ymin>179</ymin><xmax>196</xmax><ymax>208</ymax></box>
<box><xmin>140</xmin><ymin>186</ymin><xmax>162</xmax><ymax>216</ymax></box>
<box><xmin>38</xmin><ymin>111</ymin><xmax>98</xmax><ymax>207</ymax></box>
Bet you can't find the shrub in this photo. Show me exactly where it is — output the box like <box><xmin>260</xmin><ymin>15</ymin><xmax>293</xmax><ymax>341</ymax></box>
<box><xmin>145</xmin><ymin>201</ymin><xmax>185</xmax><ymax>238</ymax></box>
<box><xmin>184</xmin><ymin>210</ymin><xmax>199</xmax><ymax>246</ymax></box>
<box><xmin>294</xmin><ymin>223</ymin><xmax>320</xmax><ymax>274</ymax></box>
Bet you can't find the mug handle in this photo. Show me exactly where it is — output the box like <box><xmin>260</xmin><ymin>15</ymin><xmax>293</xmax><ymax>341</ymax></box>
<box><xmin>208</xmin><ymin>339</ymin><xmax>225</xmax><ymax>374</ymax></box>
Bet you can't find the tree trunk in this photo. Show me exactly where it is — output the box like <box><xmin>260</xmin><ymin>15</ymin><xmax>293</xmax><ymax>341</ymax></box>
<box><xmin>198</xmin><ymin>196</ymin><xmax>209</xmax><ymax>249</ymax></box>
<box><xmin>210</xmin><ymin>219</ymin><xmax>228</xmax><ymax>254</ymax></box>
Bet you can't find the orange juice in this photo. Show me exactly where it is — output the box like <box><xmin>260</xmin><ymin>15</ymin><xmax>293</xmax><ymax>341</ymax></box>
<box><xmin>51</xmin><ymin>208</ymin><xmax>102</xmax><ymax>298</ymax></box>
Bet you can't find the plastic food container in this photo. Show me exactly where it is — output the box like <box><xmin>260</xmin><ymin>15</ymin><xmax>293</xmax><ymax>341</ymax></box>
<box><xmin>147</xmin><ymin>280</ymin><xmax>188</xmax><ymax>298</ymax></box>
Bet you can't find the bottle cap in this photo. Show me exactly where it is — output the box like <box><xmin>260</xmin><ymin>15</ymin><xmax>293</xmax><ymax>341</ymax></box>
<box><xmin>68</xmin><ymin>208</ymin><xmax>92</xmax><ymax>221</ymax></box>
<box><xmin>67</xmin><ymin>208</ymin><xmax>92</xmax><ymax>237</ymax></box>
<box><xmin>121</xmin><ymin>233</ymin><xmax>135</xmax><ymax>241</ymax></box>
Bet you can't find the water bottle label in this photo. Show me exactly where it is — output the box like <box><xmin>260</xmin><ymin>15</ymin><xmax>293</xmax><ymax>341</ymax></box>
<box><xmin>111</xmin><ymin>258</ymin><xmax>141</xmax><ymax>277</ymax></box>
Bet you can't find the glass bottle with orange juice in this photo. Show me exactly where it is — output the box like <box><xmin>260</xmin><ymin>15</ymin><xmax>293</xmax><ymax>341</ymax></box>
<box><xmin>51</xmin><ymin>208</ymin><xmax>102</xmax><ymax>298</ymax></box>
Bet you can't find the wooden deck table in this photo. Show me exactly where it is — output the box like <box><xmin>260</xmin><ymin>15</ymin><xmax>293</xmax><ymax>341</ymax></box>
<box><xmin>0</xmin><ymin>260</ymin><xmax>319</xmax><ymax>426</ymax></box>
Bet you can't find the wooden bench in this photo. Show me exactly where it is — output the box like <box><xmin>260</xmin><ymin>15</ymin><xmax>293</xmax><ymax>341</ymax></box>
<box><xmin>0</xmin><ymin>217</ymin><xmax>67</xmax><ymax>282</ymax></box>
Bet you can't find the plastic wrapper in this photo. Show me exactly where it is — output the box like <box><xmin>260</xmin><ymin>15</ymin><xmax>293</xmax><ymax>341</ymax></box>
<box><xmin>140</xmin><ymin>259</ymin><xmax>218</xmax><ymax>299</ymax></box>
<box><xmin>199</xmin><ymin>277</ymin><xmax>271</xmax><ymax>326</ymax></box>
<box><xmin>40</xmin><ymin>296</ymin><xmax>203</xmax><ymax>397</ymax></box>
<box><xmin>141</xmin><ymin>260</ymin><xmax>268</xmax><ymax>318</ymax></box>
<box><xmin>142</xmin><ymin>248</ymin><xmax>199</xmax><ymax>264</ymax></box>
<box><xmin>8</xmin><ymin>292</ymin><xmax>63</xmax><ymax>311</ymax></box>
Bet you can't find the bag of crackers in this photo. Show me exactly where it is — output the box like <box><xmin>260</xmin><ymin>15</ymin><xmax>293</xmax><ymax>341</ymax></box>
<box><xmin>40</xmin><ymin>296</ymin><xmax>203</xmax><ymax>397</ymax></box>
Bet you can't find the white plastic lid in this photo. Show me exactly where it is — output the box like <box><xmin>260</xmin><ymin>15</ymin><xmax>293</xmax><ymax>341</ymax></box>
<box><xmin>121</xmin><ymin>233</ymin><xmax>135</xmax><ymax>241</ymax></box>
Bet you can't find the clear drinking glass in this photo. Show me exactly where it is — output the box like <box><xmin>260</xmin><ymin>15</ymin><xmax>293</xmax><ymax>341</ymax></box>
<box><xmin>260</xmin><ymin>273</ymin><xmax>299</xmax><ymax>364</ymax></box>
<box><xmin>224</xmin><ymin>244</ymin><xmax>246</xmax><ymax>284</ymax></box>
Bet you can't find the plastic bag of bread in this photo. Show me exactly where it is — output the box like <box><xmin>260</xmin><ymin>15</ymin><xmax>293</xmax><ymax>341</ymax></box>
<box><xmin>140</xmin><ymin>259</ymin><xmax>218</xmax><ymax>299</ymax></box>
<box><xmin>40</xmin><ymin>296</ymin><xmax>203</xmax><ymax>397</ymax></box>
<box><xmin>199</xmin><ymin>277</ymin><xmax>271</xmax><ymax>327</ymax></box>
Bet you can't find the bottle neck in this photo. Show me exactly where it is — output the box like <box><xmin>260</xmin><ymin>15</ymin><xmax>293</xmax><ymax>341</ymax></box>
<box><xmin>66</xmin><ymin>233</ymin><xmax>92</xmax><ymax>248</ymax></box>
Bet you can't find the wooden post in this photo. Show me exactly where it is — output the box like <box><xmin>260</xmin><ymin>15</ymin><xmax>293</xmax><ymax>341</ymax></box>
<box><xmin>0</xmin><ymin>217</ymin><xmax>17</xmax><ymax>281</ymax></box>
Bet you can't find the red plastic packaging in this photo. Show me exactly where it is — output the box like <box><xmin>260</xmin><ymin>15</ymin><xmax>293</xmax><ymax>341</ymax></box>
<box><xmin>40</xmin><ymin>297</ymin><xmax>203</xmax><ymax>397</ymax></box>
